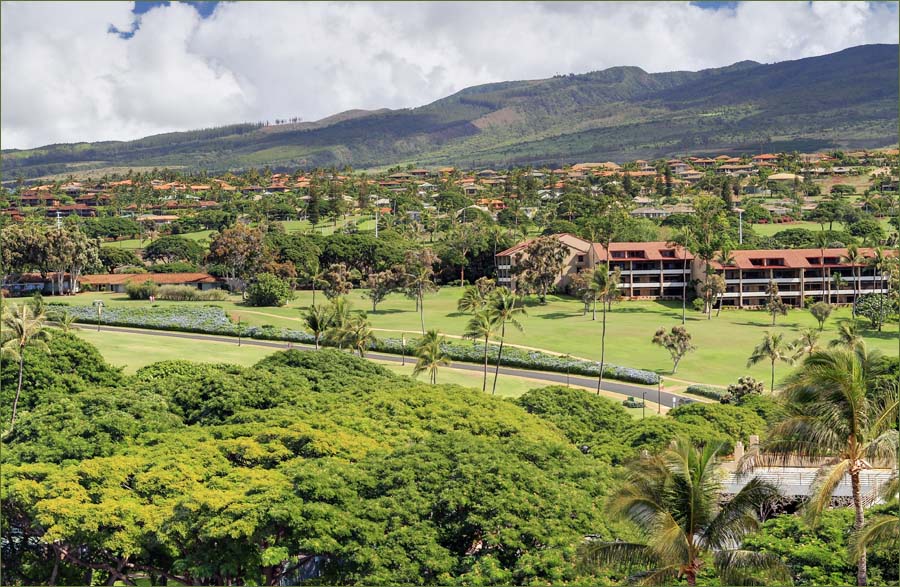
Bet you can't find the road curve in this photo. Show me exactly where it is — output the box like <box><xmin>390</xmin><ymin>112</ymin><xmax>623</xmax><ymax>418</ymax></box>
<box><xmin>94</xmin><ymin>325</ymin><xmax>698</xmax><ymax>408</ymax></box>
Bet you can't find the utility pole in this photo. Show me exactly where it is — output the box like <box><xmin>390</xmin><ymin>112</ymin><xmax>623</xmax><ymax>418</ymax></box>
<box><xmin>658</xmin><ymin>377</ymin><xmax>662</xmax><ymax>414</ymax></box>
<box><xmin>375</xmin><ymin>207</ymin><xmax>379</xmax><ymax>238</ymax></box>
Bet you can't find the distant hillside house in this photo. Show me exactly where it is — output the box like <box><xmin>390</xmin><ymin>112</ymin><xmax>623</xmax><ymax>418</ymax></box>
<box><xmin>80</xmin><ymin>273</ymin><xmax>221</xmax><ymax>293</ymax></box>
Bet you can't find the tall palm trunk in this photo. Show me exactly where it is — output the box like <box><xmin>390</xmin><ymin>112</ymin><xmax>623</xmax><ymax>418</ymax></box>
<box><xmin>851</xmin><ymin>470</ymin><xmax>868</xmax><ymax>586</ymax></box>
<box><xmin>481</xmin><ymin>335</ymin><xmax>489</xmax><ymax>392</ymax></box>
<box><xmin>419</xmin><ymin>296</ymin><xmax>426</xmax><ymax>334</ymax></box>
<box><xmin>592</xmin><ymin>296</ymin><xmax>597</xmax><ymax>321</ymax></box>
<box><xmin>491</xmin><ymin>323</ymin><xmax>506</xmax><ymax>395</ymax></box>
<box><xmin>770</xmin><ymin>359</ymin><xmax>776</xmax><ymax>393</ymax></box>
<box><xmin>681</xmin><ymin>255</ymin><xmax>687</xmax><ymax>325</ymax></box>
<box><xmin>9</xmin><ymin>354</ymin><xmax>24</xmax><ymax>433</ymax></box>
<box><xmin>596</xmin><ymin>301</ymin><xmax>607</xmax><ymax>394</ymax></box>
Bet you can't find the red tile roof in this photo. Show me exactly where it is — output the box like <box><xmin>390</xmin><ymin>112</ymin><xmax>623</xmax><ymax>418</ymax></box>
<box><xmin>593</xmin><ymin>241</ymin><xmax>693</xmax><ymax>261</ymax></box>
<box><xmin>81</xmin><ymin>273</ymin><xmax>218</xmax><ymax>286</ymax></box>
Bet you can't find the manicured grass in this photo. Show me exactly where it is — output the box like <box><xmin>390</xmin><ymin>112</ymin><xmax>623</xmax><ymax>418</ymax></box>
<box><xmin>750</xmin><ymin>218</ymin><xmax>893</xmax><ymax>237</ymax></box>
<box><xmin>102</xmin><ymin>215</ymin><xmax>376</xmax><ymax>250</ymax></box>
<box><xmin>58</xmin><ymin>286</ymin><xmax>899</xmax><ymax>387</ymax></box>
<box><xmin>73</xmin><ymin>328</ymin><xmax>650</xmax><ymax>417</ymax></box>
<box><xmin>105</xmin><ymin>229</ymin><xmax>217</xmax><ymax>250</ymax></box>
<box><xmin>74</xmin><ymin>329</ymin><xmax>276</xmax><ymax>372</ymax></box>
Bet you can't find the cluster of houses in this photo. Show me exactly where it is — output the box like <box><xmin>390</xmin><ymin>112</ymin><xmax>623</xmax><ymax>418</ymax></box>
<box><xmin>496</xmin><ymin>233</ymin><xmax>895</xmax><ymax>309</ymax></box>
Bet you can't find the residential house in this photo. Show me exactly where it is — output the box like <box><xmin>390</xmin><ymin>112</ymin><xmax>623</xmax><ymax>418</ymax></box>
<box><xmin>80</xmin><ymin>272</ymin><xmax>222</xmax><ymax>293</ymax></box>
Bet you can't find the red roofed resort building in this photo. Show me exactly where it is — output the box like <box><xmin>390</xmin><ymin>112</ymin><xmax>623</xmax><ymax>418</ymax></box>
<box><xmin>497</xmin><ymin>234</ymin><xmax>894</xmax><ymax>308</ymax></box>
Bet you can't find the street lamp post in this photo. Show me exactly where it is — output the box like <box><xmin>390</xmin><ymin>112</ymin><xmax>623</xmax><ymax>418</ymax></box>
<box><xmin>735</xmin><ymin>207</ymin><xmax>744</xmax><ymax>245</ymax></box>
<box><xmin>565</xmin><ymin>354</ymin><xmax>570</xmax><ymax>387</ymax></box>
<box><xmin>92</xmin><ymin>300</ymin><xmax>104</xmax><ymax>333</ymax></box>
<box><xmin>641</xmin><ymin>391</ymin><xmax>646</xmax><ymax>419</ymax></box>
<box><xmin>401</xmin><ymin>333</ymin><xmax>406</xmax><ymax>366</ymax></box>
<box><xmin>657</xmin><ymin>377</ymin><xmax>662</xmax><ymax>414</ymax></box>
<box><xmin>237</xmin><ymin>314</ymin><xmax>241</xmax><ymax>347</ymax></box>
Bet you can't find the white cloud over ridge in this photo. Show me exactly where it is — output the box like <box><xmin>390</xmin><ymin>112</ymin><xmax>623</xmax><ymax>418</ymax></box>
<box><xmin>2</xmin><ymin>1</ymin><xmax>897</xmax><ymax>149</ymax></box>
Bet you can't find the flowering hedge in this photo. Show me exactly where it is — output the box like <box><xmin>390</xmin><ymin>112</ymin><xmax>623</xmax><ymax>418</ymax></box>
<box><xmin>49</xmin><ymin>303</ymin><xmax>660</xmax><ymax>385</ymax></box>
<box><xmin>685</xmin><ymin>384</ymin><xmax>726</xmax><ymax>401</ymax></box>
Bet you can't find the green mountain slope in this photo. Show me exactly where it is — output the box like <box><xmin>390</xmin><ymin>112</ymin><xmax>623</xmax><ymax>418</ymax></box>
<box><xmin>4</xmin><ymin>44</ymin><xmax>897</xmax><ymax>178</ymax></box>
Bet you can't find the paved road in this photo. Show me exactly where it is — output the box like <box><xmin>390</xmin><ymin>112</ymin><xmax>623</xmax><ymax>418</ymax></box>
<box><xmin>95</xmin><ymin>325</ymin><xmax>697</xmax><ymax>407</ymax></box>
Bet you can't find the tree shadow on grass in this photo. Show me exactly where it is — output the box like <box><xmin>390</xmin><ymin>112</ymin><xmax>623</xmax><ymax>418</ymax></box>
<box><xmin>536</xmin><ymin>311</ymin><xmax>583</xmax><ymax>320</ymax></box>
<box><xmin>369</xmin><ymin>309</ymin><xmax>405</xmax><ymax>315</ymax></box>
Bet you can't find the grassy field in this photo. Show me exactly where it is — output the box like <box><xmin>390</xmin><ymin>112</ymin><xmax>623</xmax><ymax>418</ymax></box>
<box><xmin>73</xmin><ymin>328</ymin><xmax>652</xmax><ymax>415</ymax></box>
<box><xmin>104</xmin><ymin>215</ymin><xmax>376</xmax><ymax>250</ymax></box>
<box><xmin>750</xmin><ymin>218</ymin><xmax>893</xmax><ymax>237</ymax></box>
<box><xmin>59</xmin><ymin>286</ymin><xmax>898</xmax><ymax>387</ymax></box>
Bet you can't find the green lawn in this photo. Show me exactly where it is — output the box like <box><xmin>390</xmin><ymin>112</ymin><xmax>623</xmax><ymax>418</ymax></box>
<box><xmin>750</xmin><ymin>218</ymin><xmax>893</xmax><ymax>237</ymax></box>
<box><xmin>59</xmin><ymin>286</ymin><xmax>899</xmax><ymax>387</ymax></box>
<box><xmin>103</xmin><ymin>215</ymin><xmax>376</xmax><ymax>250</ymax></box>
<box><xmin>105</xmin><ymin>229</ymin><xmax>217</xmax><ymax>250</ymax></box>
<box><xmin>73</xmin><ymin>328</ymin><xmax>650</xmax><ymax>416</ymax></box>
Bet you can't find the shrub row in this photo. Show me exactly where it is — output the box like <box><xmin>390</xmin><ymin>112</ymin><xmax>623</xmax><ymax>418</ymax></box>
<box><xmin>685</xmin><ymin>384</ymin><xmax>726</xmax><ymax>401</ymax></box>
<box><xmin>156</xmin><ymin>286</ymin><xmax>229</xmax><ymax>302</ymax></box>
<box><xmin>48</xmin><ymin>303</ymin><xmax>660</xmax><ymax>385</ymax></box>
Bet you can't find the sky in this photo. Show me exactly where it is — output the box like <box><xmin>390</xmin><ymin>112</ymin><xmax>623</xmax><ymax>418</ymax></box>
<box><xmin>2</xmin><ymin>1</ymin><xmax>898</xmax><ymax>149</ymax></box>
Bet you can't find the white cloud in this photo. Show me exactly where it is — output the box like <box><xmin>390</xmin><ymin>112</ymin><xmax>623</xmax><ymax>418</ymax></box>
<box><xmin>2</xmin><ymin>1</ymin><xmax>897</xmax><ymax>149</ymax></box>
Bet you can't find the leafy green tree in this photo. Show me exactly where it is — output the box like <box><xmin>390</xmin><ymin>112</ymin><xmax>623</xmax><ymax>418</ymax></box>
<box><xmin>747</xmin><ymin>331</ymin><xmax>794</xmax><ymax>393</ymax></box>
<box><xmin>487</xmin><ymin>288</ymin><xmax>526</xmax><ymax>395</ymax></box>
<box><xmin>144</xmin><ymin>234</ymin><xmax>204</xmax><ymax>264</ymax></box>
<box><xmin>246</xmin><ymin>273</ymin><xmax>294</xmax><ymax>307</ymax></box>
<box><xmin>364</xmin><ymin>269</ymin><xmax>397</xmax><ymax>312</ymax></box>
<box><xmin>207</xmin><ymin>224</ymin><xmax>268</xmax><ymax>283</ymax></box>
<box><xmin>652</xmin><ymin>325</ymin><xmax>695</xmax><ymax>374</ymax></box>
<box><xmin>809</xmin><ymin>301</ymin><xmax>833</xmax><ymax>330</ymax></box>
<box><xmin>515</xmin><ymin>236</ymin><xmax>569</xmax><ymax>303</ymax></box>
<box><xmin>578</xmin><ymin>438</ymin><xmax>790</xmax><ymax>586</ymax></box>
<box><xmin>764</xmin><ymin>280</ymin><xmax>789</xmax><ymax>325</ymax></box>
<box><xmin>830</xmin><ymin>320</ymin><xmax>864</xmax><ymax>349</ymax></box>
<box><xmin>323</xmin><ymin>262</ymin><xmax>354</xmax><ymax>299</ymax></box>
<box><xmin>756</xmin><ymin>346</ymin><xmax>898</xmax><ymax>586</ymax></box>
<box><xmin>855</xmin><ymin>293</ymin><xmax>894</xmax><ymax>330</ymax></box>
<box><xmin>1</xmin><ymin>303</ymin><xmax>52</xmax><ymax>434</ymax></box>
<box><xmin>412</xmin><ymin>329</ymin><xmax>451</xmax><ymax>384</ymax></box>
<box><xmin>463</xmin><ymin>309</ymin><xmax>499</xmax><ymax>391</ymax></box>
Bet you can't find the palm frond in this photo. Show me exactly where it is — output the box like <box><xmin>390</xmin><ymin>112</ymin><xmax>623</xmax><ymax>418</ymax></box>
<box><xmin>714</xmin><ymin>549</ymin><xmax>793</xmax><ymax>586</ymax></box>
<box><xmin>704</xmin><ymin>478</ymin><xmax>779</xmax><ymax>549</ymax></box>
<box><xmin>849</xmin><ymin>514</ymin><xmax>899</xmax><ymax>564</ymax></box>
<box><xmin>804</xmin><ymin>459</ymin><xmax>852</xmax><ymax>524</ymax></box>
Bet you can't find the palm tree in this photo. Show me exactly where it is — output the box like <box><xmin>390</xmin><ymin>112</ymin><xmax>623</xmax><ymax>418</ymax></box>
<box><xmin>323</xmin><ymin>296</ymin><xmax>352</xmax><ymax>349</ymax></box>
<box><xmin>1</xmin><ymin>303</ymin><xmax>53</xmax><ymax>434</ymax></box>
<box><xmin>579</xmin><ymin>438</ymin><xmax>791</xmax><ymax>586</ymax></box>
<box><xmin>830</xmin><ymin>320</ymin><xmax>863</xmax><ymax>349</ymax></box>
<box><xmin>463</xmin><ymin>309</ymin><xmax>498</xmax><ymax>392</ymax></box>
<box><xmin>869</xmin><ymin>247</ymin><xmax>888</xmax><ymax>332</ymax></box>
<box><xmin>302</xmin><ymin>304</ymin><xmax>333</xmax><ymax>350</ymax></box>
<box><xmin>754</xmin><ymin>347</ymin><xmax>897</xmax><ymax>586</ymax></box>
<box><xmin>832</xmin><ymin>272</ymin><xmax>847</xmax><ymax>305</ymax></box>
<box><xmin>842</xmin><ymin>244</ymin><xmax>866</xmax><ymax>315</ymax></box>
<box><xmin>714</xmin><ymin>244</ymin><xmax>736</xmax><ymax>317</ymax></box>
<box><xmin>791</xmin><ymin>328</ymin><xmax>820</xmax><ymax>360</ymax></box>
<box><xmin>339</xmin><ymin>314</ymin><xmax>377</xmax><ymax>357</ymax></box>
<box><xmin>457</xmin><ymin>285</ymin><xmax>485</xmax><ymax>314</ymax></box>
<box><xmin>815</xmin><ymin>230</ymin><xmax>831</xmax><ymax>305</ymax></box>
<box><xmin>591</xmin><ymin>266</ymin><xmax>620</xmax><ymax>393</ymax></box>
<box><xmin>487</xmin><ymin>288</ymin><xmax>526</xmax><ymax>395</ymax></box>
<box><xmin>412</xmin><ymin>329</ymin><xmax>451</xmax><ymax>384</ymax></box>
<box><xmin>849</xmin><ymin>473</ymin><xmax>899</xmax><ymax>572</ymax></box>
<box><xmin>54</xmin><ymin>312</ymin><xmax>78</xmax><ymax>333</ymax></box>
<box><xmin>669</xmin><ymin>227</ymin><xmax>695</xmax><ymax>325</ymax></box>
<box><xmin>747</xmin><ymin>331</ymin><xmax>794</xmax><ymax>393</ymax></box>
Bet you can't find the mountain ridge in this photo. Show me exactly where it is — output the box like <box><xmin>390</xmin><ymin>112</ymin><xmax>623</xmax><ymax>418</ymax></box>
<box><xmin>3</xmin><ymin>43</ymin><xmax>897</xmax><ymax>177</ymax></box>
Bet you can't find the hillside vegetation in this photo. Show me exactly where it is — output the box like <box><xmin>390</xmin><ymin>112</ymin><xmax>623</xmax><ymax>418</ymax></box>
<box><xmin>4</xmin><ymin>44</ymin><xmax>897</xmax><ymax>178</ymax></box>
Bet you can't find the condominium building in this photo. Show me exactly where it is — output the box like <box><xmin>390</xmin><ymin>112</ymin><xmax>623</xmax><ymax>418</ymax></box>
<box><xmin>705</xmin><ymin>248</ymin><xmax>893</xmax><ymax>308</ymax></box>
<box><xmin>496</xmin><ymin>234</ymin><xmax>693</xmax><ymax>300</ymax></box>
<box><xmin>497</xmin><ymin>234</ymin><xmax>893</xmax><ymax>308</ymax></box>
